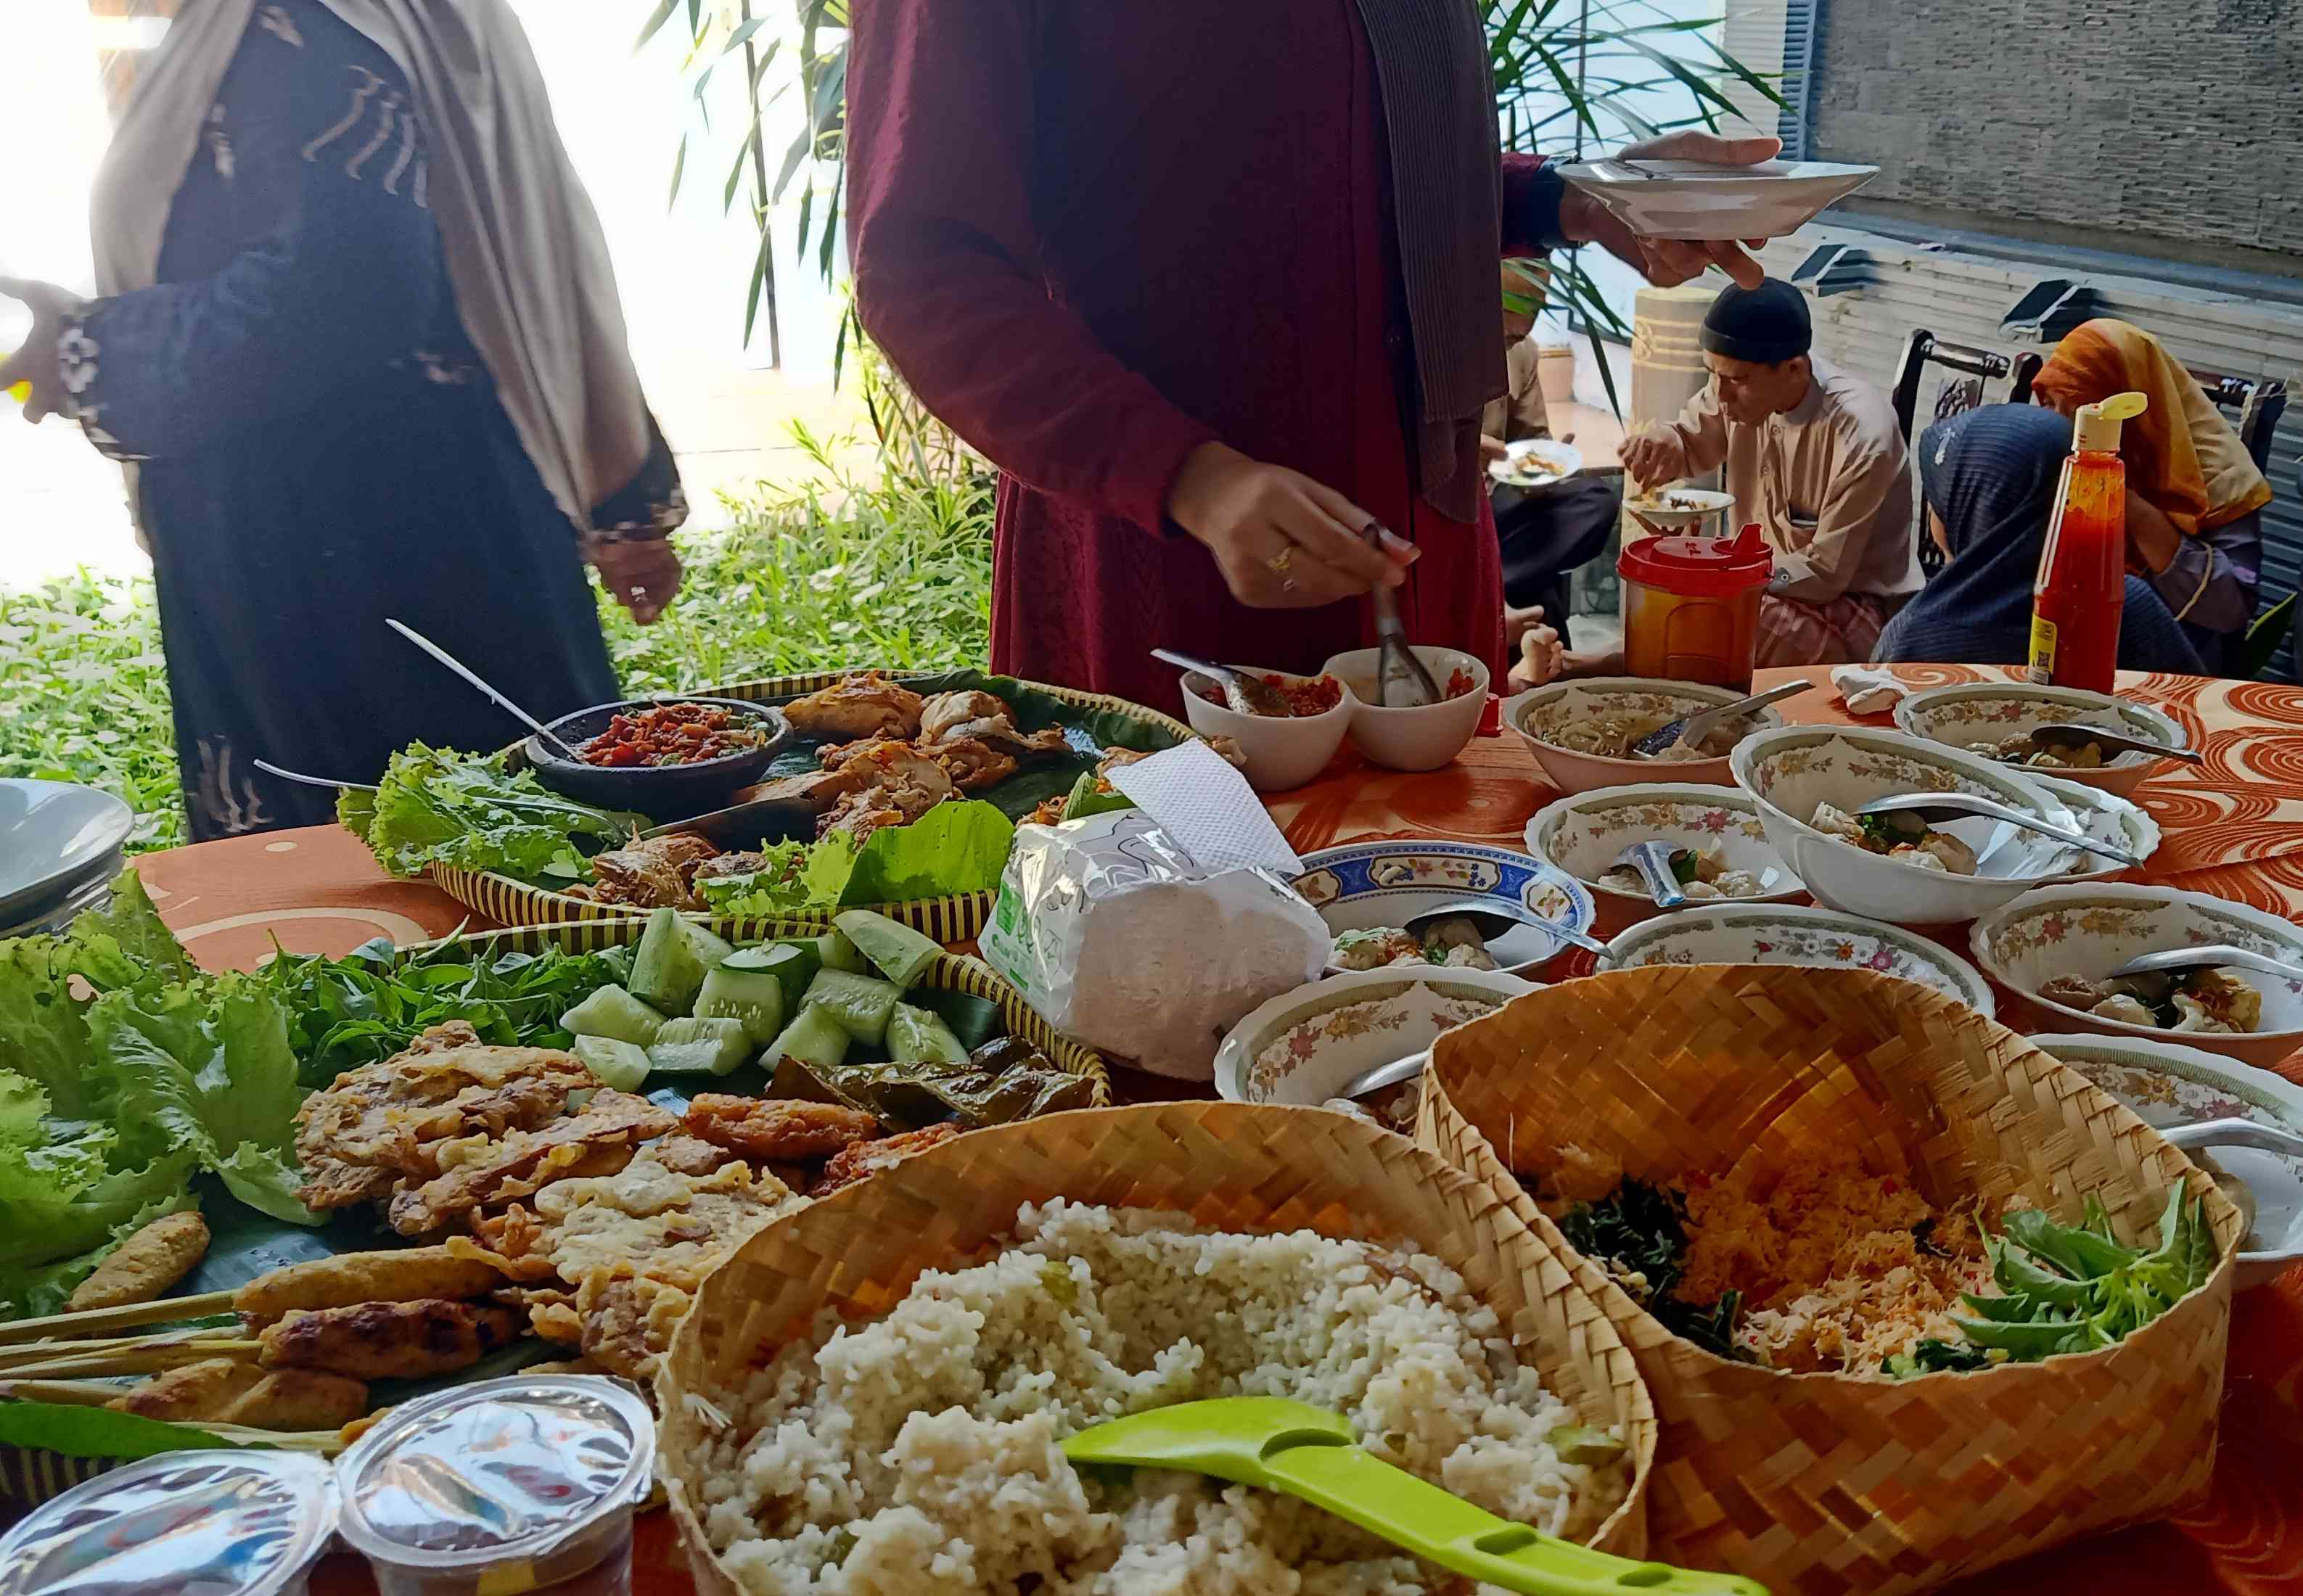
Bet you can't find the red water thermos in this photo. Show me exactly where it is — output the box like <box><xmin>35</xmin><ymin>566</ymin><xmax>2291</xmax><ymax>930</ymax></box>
<box><xmin>2029</xmin><ymin>390</ymin><xmax>2146</xmax><ymax>694</ymax></box>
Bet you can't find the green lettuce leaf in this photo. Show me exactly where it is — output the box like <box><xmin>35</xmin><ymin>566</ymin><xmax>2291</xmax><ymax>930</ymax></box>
<box><xmin>85</xmin><ymin>980</ymin><xmax>320</xmax><ymax>1228</ymax></box>
<box><xmin>62</xmin><ymin>872</ymin><xmax>198</xmax><ymax>992</ymax></box>
<box><xmin>1056</xmin><ymin>771</ymin><xmax>1136</xmax><ymax>824</ymax></box>
<box><xmin>352</xmin><ymin>744</ymin><xmax>642</xmax><ymax>883</ymax></box>
<box><xmin>697</xmin><ymin>832</ymin><xmax>861</xmax><ymax>918</ymax></box>
<box><xmin>0</xmin><ymin>1160</ymin><xmax>197</xmax><ymax>1318</ymax></box>
<box><xmin>842</xmin><ymin>800</ymin><xmax>1015</xmax><ymax>906</ymax></box>
<box><xmin>0</xmin><ymin>937</ymin><xmax>100</xmax><ymax>1119</ymax></box>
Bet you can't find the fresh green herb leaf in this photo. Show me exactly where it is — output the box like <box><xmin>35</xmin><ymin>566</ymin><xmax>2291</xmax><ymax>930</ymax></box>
<box><xmin>348</xmin><ymin>744</ymin><xmax>643</xmax><ymax>884</ymax></box>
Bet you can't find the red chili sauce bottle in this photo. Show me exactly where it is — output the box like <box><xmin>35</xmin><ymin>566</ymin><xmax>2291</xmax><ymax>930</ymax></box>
<box><xmin>2028</xmin><ymin>391</ymin><xmax>2146</xmax><ymax>694</ymax></box>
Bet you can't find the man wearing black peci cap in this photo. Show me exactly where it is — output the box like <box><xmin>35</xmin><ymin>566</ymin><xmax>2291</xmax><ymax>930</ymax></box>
<box><xmin>1620</xmin><ymin>278</ymin><xmax>1918</xmax><ymax>667</ymax></box>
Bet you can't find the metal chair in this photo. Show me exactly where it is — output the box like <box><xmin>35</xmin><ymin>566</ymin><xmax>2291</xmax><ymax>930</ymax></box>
<box><xmin>2188</xmin><ymin>369</ymin><xmax>2288</xmax><ymax>473</ymax></box>
<box><xmin>1890</xmin><ymin>331</ymin><xmax>2043</xmax><ymax>571</ymax></box>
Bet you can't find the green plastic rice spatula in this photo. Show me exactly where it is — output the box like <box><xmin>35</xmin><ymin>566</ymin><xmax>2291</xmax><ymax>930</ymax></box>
<box><xmin>1063</xmin><ymin>1398</ymin><xmax>1766</xmax><ymax>1596</ymax></box>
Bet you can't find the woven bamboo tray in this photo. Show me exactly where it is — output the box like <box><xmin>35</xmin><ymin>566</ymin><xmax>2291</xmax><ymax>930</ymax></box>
<box><xmin>660</xmin><ymin>1102</ymin><xmax>1658</xmax><ymax>1589</ymax></box>
<box><xmin>432</xmin><ymin>668</ymin><xmax>1193</xmax><ymax>938</ymax></box>
<box><xmin>1416</xmin><ymin>963</ymin><xmax>2243</xmax><ymax>1596</ymax></box>
<box><xmin>411</xmin><ymin>917</ymin><xmax>1112</xmax><ymax>1106</ymax></box>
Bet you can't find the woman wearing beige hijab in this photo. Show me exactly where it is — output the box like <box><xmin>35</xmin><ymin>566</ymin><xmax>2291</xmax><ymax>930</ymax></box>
<box><xmin>0</xmin><ymin>0</ymin><xmax>683</xmax><ymax>839</ymax></box>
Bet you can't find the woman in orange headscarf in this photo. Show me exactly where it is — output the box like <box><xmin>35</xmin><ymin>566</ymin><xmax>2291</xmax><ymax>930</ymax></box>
<box><xmin>2031</xmin><ymin>319</ymin><xmax>2273</xmax><ymax>675</ymax></box>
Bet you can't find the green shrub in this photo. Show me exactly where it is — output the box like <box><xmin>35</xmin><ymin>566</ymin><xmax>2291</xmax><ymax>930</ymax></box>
<box><xmin>0</xmin><ymin>430</ymin><xmax>993</xmax><ymax>855</ymax></box>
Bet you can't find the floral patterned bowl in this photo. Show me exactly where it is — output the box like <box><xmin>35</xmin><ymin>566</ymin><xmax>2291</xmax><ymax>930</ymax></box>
<box><xmin>1292</xmin><ymin>839</ymin><xmax>1593</xmax><ymax>978</ymax></box>
<box><xmin>1895</xmin><ymin>682</ymin><xmax>2189</xmax><ymax>798</ymax></box>
<box><xmin>1501</xmin><ymin>678</ymin><xmax>1786</xmax><ymax>794</ymax></box>
<box><xmin>1971</xmin><ymin>883</ymin><xmax>2303</xmax><ymax>1068</ymax></box>
<box><xmin>1212</xmin><ymin>967</ymin><xmax>1535</xmax><ymax>1106</ymax></box>
<box><xmin>1732</xmin><ymin>725</ymin><xmax>2078</xmax><ymax>926</ymax></box>
<box><xmin>1524</xmin><ymin>782</ymin><xmax>1804</xmax><ymax>937</ymax></box>
<box><xmin>1604</xmin><ymin>902</ymin><xmax>1995</xmax><ymax>1016</ymax></box>
<box><xmin>2029</xmin><ymin>1032</ymin><xmax>2303</xmax><ymax>1288</ymax></box>
<box><xmin>2027</xmin><ymin>772</ymin><xmax>2162</xmax><ymax>883</ymax></box>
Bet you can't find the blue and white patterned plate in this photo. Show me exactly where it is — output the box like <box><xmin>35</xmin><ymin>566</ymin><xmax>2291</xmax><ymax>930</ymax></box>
<box><xmin>1292</xmin><ymin>840</ymin><xmax>1593</xmax><ymax>976</ymax></box>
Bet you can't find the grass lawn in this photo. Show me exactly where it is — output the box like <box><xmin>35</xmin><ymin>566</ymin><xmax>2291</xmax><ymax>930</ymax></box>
<box><xmin>0</xmin><ymin>437</ymin><xmax>993</xmax><ymax>853</ymax></box>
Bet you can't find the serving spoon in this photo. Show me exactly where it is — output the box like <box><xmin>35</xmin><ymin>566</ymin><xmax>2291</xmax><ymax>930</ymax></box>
<box><xmin>386</xmin><ymin>617</ymin><xmax>587</xmax><ymax>762</ymax></box>
<box><xmin>1402</xmin><ymin>899</ymin><xmax>1612</xmax><ymax>961</ymax></box>
<box><xmin>1152</xmin><ymin>649</ymin><xmax>1294</xmax><ymax>717</ymax></box>
<box><xmin>252</xmin><ymin>759</ymin><xmax>376</xmax><ymax>793</ymax></box>
<box><xmin>1609</xmin><ymin>840</ymin><xmax>1690</xmax><ymax>909</ymax></box>
<box><xmin>1854</xmin><ymin>793</ymin><xmax>2145</xmax><ymax>868</ymax></box>
<box><xmin>2002</xmin><ymin>723</ymin><xmax>2201</xmax><ymax>765</ymax></box>
<box><xmin>1365</xmin><ymin>524</ymin><xmax>1445</xmax><ymax>708</ymax></box>
<box><xmin>2108</xmin><ymin>944</ymin><xmax>2303</xmax><ymax>984</ymax></box>
<box><xmin>1629</xmin><ymin>679</ymin><xmax>1810</xmax><ymax>759</ymax></box>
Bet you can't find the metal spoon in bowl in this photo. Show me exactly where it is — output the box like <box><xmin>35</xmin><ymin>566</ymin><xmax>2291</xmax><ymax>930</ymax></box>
<box><xmin>1339</xmin><ymin>1048</ymin><xmax>1431</xmax><ymax>1103</ymax></box>
<box><xmin>2015</xmin><ymin>723</ymin><xmax>2202</xmax><ymax>764</ymax></box>
<box><xmin>1366</xmin><ymin>524</ymin><xmax>1445</xmax><ymax>708</ymax></box>
<box><xmin>1609</xmin><ymin>840</ymin><xmax>1690</xmax><ymax>909</ymax></box>
<box><xmin>1400</xmin><ymin>899</ymin><xmax>1612</xmax><ymax>961</ymax></box>
<box><xmin>1152</xmin><ymin>649</ymin><xmax>1293</xmax><ymax>717</ymax></box>
<box><xmin>1629</xmin><ymin>678</ymin><xmax>1810</xmax><ymax>760</ymax></box>
<box><xmin>386</xmin><ymin>617</ymin><xmax>588</xmax><ymax>762</ymax></box>
<box><xmin>1854</xmin><ymin>793</ymin><xmax>2146</xmax><ymax>868</ymax></box>
<box><xmin>2108</xmin><ymin>943</ymin><xmax>2303</xmax><ymax>984</ymax></box>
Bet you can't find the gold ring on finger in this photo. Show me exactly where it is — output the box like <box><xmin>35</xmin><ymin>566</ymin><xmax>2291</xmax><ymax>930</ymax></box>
<box><xmin>1266</xmin><ymin>545</ymin><xmax>1296</xmax><ymax>578</ymax></box>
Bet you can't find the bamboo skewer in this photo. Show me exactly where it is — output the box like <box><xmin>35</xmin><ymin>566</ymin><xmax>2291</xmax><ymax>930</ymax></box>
<box><xmin>0</xmin><ymin>1340</ymin><xmax>262</xmax><ymax>1382</ymax></box>
<box><xmin>0</xmin><ymin>1328</ymin><xmax>247</xmax><ymax>1371</ymax></box>
<box><xmin>0</xmin><ymin>1290</ymin><xmax>239</xmax><ymax>1346</ymax></box>
<box><xmin>0</xmin><ymin>1379</ymin><xmax>128</xmax><ymax>1407</ymax></box>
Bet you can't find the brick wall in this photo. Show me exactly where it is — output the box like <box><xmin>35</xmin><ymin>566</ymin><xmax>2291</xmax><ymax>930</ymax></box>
<box><xmin>1804</xmin><ymin>0</ymin><xmax>2303</xmax><ymax>261</ymax></box>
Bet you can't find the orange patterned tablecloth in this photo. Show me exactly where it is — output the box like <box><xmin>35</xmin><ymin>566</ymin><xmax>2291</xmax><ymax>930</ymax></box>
<box><xmin>129</xmin><ymin>667</ymin><xmax>2303</xmax><ymax>1596</ymax></box>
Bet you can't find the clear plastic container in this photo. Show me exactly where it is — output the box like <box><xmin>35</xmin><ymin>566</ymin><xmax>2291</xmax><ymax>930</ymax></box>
<box><xmin>334</xmin><ymin>1375</ymin><xmax>655</xmax><ymax>1596</ymax></box>
<box><xmin>1618</xmin><ymin>522</ymin><xmax>1774</xmax><ymax>690</ymax></box>
<box><xmin>0</xmin><ymin>1449</ymin><xmax>340</xmax><ymax>1596</ymax></box>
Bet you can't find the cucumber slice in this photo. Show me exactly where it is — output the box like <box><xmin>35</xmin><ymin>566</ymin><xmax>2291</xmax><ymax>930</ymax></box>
<box><xmin>560</xmin><ymin>983</ymin><xmax>668</xmax><ymax>1048</ymax></box>
<box><xmin>570</xmin><ymin>1035</ymin><xmax>652</xmax><ymax>1092</ymax></box>
<box><xmin>803</xmin><ymin>968</ymin><xmax>906</xmax><ymax>1046</ymax></box>
<box><xmin>646</xmin><ymin>1016</ymin><xmax>754</xmax><ymax>1075</ymax></box>
<box><xmin>695</xmin><ymin>958</ymin><xmax>788</xmax><ymax>1046</ymax></box>
<box><xmin>767</xmin><ymin>1003</ymin><xmax>852</xmax><ymax>1070</ymax></box>
<box><xmin>886</xmin><ymin>1003</ymin><xmax>971</xmax><ymax>1065</ymax></box>
<box><xmin>834</xmin><ymin>910</ymin><xmax>943</xmax><ymax>988</ymax></box>
<box><xmin>815</xmin><ymin>929</ymin><xmax>869</xmax><ymax>975</ymax></box>
<box><xmin>728</xmin><ymin>942</ymin><xmax>820</xmax><ymax>1018</ymax></box>
<box><xmin>628</xmin><ymin>907</ymin><xmax>736</xmax><ymax>1016</ymax></box>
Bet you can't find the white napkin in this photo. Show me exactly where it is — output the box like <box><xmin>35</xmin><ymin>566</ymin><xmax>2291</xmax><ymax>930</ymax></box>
<box><xmin>1108</xmin><ymin>741</ymin><xmax>1302</xmax><ymax>876</ymax></box>
<box><xmin>1833</xmin><ymin>665</ymin><xmax>1908</xmax><ymax>716</ymax></box>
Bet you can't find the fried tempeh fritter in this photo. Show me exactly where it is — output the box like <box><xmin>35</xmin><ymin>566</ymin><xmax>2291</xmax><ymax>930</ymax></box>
<box><xmin>385</xmin><ymin>1090</ymin><xmax>675</xmax><ymax>1236</ymax></box>
<box><xmin>681</xmin><ymin>1094</ymin><xmax>882</xmax><ymax>1162</ymax></box>
<box><xmin>294</xmin><ymin>1021</ymin><xmax>596</xmax><ymax>1211</ymax></box>
<box><xmin>109</xmin><ymin>1358</ymin><xmax>368</xmax><ymax>1431</ymax></box>
<box><xmin>67</xmin><ymin>1212</ymin><xmax>210</xmax><ymax>1312</ymax></box>
<box><xmin>258</xmin><ymin>1299</ymin><xmax>526</xmax><ymax>1381</ymax></box>
<box><xmin>232</xmin><ymin>1246</ymin><xmax>507</xmax><ymax>1325</ymax></box>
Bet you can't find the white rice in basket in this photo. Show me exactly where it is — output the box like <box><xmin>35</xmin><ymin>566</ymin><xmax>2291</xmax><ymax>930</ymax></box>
<box><xmin>688</xmin><ymin>1199</ymin><xmax>1627</xmax><ymax>1595</ymax></box>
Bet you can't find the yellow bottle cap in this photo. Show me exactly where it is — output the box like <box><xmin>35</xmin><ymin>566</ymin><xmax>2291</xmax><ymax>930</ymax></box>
<box><xmin>2073</xmin><ymin>390</ymin><xmax>2147</xmax><ymax>451</ymax></box>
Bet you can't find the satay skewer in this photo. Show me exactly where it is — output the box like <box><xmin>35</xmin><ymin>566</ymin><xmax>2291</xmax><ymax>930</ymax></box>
<box><xmin>0</xmin><ymin>1340</ymin><xmax>263</xmax><ymax>1381</ymax></box>
<box><xmin>0</xmin><ymin>1328</ymin><xmax>250</xmax><ymax>1371</ymax></box>
<box><xmin>0</xmin><ymin>1289</ymin><xmax>239</xmax><ymax>1346</ymax></box>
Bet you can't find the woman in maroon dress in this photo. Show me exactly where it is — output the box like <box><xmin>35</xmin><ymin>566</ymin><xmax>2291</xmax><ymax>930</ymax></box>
<box><xmin>847</xmin><ymin>1</ymin><xmax>1771</xmax><ymax>715</ymax></box>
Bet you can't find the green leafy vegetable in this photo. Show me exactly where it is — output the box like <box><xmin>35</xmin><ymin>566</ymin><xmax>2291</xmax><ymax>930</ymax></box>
<box><xmin>0</xmin><ymin>1401</ymin><xmax>231</xmax><ymax>1460</ymax></box>
<box><xmin>697</xmin><ymin>834</ymin><xmax>860</xmax><ymax>918</ymax></box>
<box><xmin>699</xmin><ymin>800</ymin><xmax>1014</xmax><ymax>917</ymax></box>
<box><xmin>1054</xmin><ymin>770</ymin><xmax>1136</xmax><ymax>824</ymax></box>
<box><xmin>260</xmin><ymin>935</ymin><xmax>640</xmax><ymax>1088</ymax></box>
<box><xmin>1556</xmin><ymin>1178</ymin><xmax>1754</xmax><ymax>1362</ymax></box>
<box><xmin>1880</xmin><ymin>1339</ymin><xmax>1992</xmax><ymax>1378</ymax></box>
<box><xmin>345</xmin><ymin>744</ymin><xmax>643</xmax><ymax>883</ymax></box>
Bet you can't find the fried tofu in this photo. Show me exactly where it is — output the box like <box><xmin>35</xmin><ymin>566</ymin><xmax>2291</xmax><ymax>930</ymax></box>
<box><xmin>258</xmin><ymin>1299</ymin><xmax>525</xmax><ymax>1381</ymax></box>
<box><xmin>294</xmin><ymin>1022</ymin><xmax>596</xmax><ymax>1212</ymax></box>
<box><xmin>233</xmin><ymin>1246</ymin><xmax>507</xmax><ymax>1325</ymax></box>
<box><xmin>109</xmin><ymin>1358</ymin><xmax>368</xmax><ymax>1431</ymax></box>
<box><xmin>681</xmin><ymin>1095</ymin><xmax>882</xmax><ymax>1163</ymax></box>
<box><xmin>385</xmin><ymin>1090</ymin><xmax>674</xmax><ymax>1236</ymax></box>
<box><xmin>67</xmin><ymin>1212</ymin><xmax>210</xmax><ymax>1312</ymax></box>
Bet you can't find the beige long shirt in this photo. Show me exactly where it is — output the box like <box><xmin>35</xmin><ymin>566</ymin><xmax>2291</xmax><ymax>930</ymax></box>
<box><xmin>1660</xmin><ymin>355</ymin><xmax>1921</xmax><ymax>604</ymax></box>
<box><xmin>1481</xmin><ymin>340</ymin><xmax>1548</xmax><ymax>444</ymax></box>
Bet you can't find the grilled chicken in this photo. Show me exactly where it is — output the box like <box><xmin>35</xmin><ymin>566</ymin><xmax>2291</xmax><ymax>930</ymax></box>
<box><xmin>570</xmin><ymin>831</ymin><xmax>721</xmax><ymax>910</ymax></box>
<box><xmin>779</xmin><ymin>671</ymin><xmax>925</xmax><ymax>741</ymax></box>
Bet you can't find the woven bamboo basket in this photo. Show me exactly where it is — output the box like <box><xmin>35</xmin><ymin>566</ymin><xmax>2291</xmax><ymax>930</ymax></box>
<box><xmin>1416</xmin><ymin>963</ymin><xmax>2243</xmax><ymax>1596</ymax></box>
<box><xmin>433</xmin><ymin>668</ymin><xmax>1192</xmax><ymax>937</ymax></box>
<box><xmin>659</xmin><ymin>1102</ymin><xmax>1659</xmax><ymax>1589</ymax></box>
<box><xmin>411</xmin><ymin>918</ymin><xmax>1112</xmax><ymax>1106</ymax></box>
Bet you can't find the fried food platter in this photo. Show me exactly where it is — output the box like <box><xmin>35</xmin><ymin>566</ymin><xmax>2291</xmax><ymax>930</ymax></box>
<box><xmin>432</xmin><ymin>667</ymin><xmax>1191</xmax><ymax>939</ymax></box>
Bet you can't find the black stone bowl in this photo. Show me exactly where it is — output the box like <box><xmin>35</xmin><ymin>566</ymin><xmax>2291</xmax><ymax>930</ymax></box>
<box><xmin>520</xmin><ymin>697</ymin><xmax>792</xmax><ymax>822</ymax></box>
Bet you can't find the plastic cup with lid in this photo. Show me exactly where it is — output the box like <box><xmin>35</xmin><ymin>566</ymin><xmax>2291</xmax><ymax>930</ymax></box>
<box><xmin>334</xmin><ymin>1374</ymin><xmax>656</xmax><ymax>1596</ymax></box>
<box><xmin>0</xmin><ymin>1448</ymin><xmax>340</xmax><ymax>1596</ymax></box>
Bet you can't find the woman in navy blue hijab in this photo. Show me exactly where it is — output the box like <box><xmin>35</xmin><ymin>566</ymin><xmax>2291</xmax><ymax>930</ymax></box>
<box><xmin>1876</xmin><ymin>405</ymin><xmax>2206</xmax><ymax>675</ymax></box>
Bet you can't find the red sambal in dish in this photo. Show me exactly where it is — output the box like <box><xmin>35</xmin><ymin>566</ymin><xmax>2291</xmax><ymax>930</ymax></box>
<box><xmin>578</xmin><ymin>702</ymin><xmax>770</xmax><ymax>767</ymax></box>
<box><xmin>1444</xmin><ymin>667</ymin><xmax>1479</xmax><ymax>701</ymax></box>
<box><xmin>1194</xmin><ymin>673</ymin><xmax>1344</xmax><ymax>718</ymax></box>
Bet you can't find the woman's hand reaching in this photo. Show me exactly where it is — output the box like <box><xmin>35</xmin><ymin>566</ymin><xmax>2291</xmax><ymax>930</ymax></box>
<box><xmin>1167</xmin><ymin>442</ymin><xmax>1416</xmax><ymax>609</ymax></box>
<box><xmin>0</xmin><ymin>276</ymin><xmax>87</xmax><ymax>424</ymax></box>
<box><xmin>586</xmin><ymin>535</ymin><xmax>683</xmax><ymax>625</ymax></box>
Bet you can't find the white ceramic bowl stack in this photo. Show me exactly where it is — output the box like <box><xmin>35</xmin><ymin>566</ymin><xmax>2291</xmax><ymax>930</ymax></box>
<box><xmin>0</xmin><ymin>779</ymin><xmax>134</xmax><ymax>938</ymax></box>
<box><xmin>1524</xmin><ymin>783</ymin><xmax>1802</xmax><ymax>936</ymax></box>
<box><xmin>1604</xmin><ymin>902</ymin><xmax>1995</xmax><ymax>1016</ymax></box>
<box><xmin>1175</xmin><ymin>666</ymin><xmax>1352</xmax><ymax>793</ymax></box>
<box><xmin>1322</xmin><ymin>646</ymin><xmax>1490</xmax><ymax>773</ymax></box>
<box><xmin>2029</xmin><ymin>1032</ymin><xmax>2303</xmax><ymax>1288</ymax></box>
<box><xmin>1970</xmin><ymin>881</ymin><xmax>2303</xmax><ymax>1069</ymax></box>
<box><xmin>1503</xmin><ymin>677</ymin><xmax>1788</xmax><ymax>794</ymax></box>
<box><xmin>1893</xmin><ymin>681</ymin><xmax>2190</xmax><ymax>798</ymax></box>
